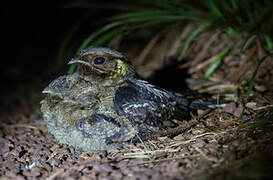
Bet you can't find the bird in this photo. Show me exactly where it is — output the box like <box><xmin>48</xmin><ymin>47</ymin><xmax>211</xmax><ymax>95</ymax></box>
<box><xmin>40</xmin><ymin>46</ymin><xmax>220</xmax><ymax>151</ymax></box>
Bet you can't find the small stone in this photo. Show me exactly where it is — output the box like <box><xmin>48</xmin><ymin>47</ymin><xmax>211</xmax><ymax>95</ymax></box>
<box><xmin>49</xmin><ymin>158</ymin><xmax>61</xmax><ymax>167</ymax></box>
<box><xmin>0</xmin><ymin>137</ymin><xmax>10</xmax><ymax>154</ymax></box>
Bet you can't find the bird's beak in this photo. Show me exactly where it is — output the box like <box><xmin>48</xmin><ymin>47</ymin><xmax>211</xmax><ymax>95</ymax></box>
<box><xmin>68</xmin><ymin>59</ymin><xmax>92</xmax><ymax>67</ymax></box>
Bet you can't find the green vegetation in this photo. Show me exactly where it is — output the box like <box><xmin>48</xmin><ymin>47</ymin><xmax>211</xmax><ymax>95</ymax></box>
<box><xmin>204</xmin><ymin>47</ymin><xmax>230</xmax><ymax>79</ymax></box>
<box><xmin>60</xmin><ymin>0</ymin><xmax>273</xmax><ymax>119</ymax></box>
<box><xmin>239</xmin><ymin>53</ymin><xmax>273</xmax><ymax>120</ymax></box>
<box><xmin>65</xmin><ymin>0</ymin><xmax>273</xmax><ymax>75</ymax></box>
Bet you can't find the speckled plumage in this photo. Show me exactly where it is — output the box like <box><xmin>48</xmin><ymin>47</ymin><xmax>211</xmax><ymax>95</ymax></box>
<box><xmin>40</xmin><ymin>47</ymin><xmax>214</xmax><ymax>151</ymax></box>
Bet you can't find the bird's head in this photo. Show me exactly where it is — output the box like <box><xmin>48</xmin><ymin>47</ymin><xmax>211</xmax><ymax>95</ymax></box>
<box><xmin>68</xmin><ymin>47</ymin><xmax>135</xmax><ymax>80</ymax></box>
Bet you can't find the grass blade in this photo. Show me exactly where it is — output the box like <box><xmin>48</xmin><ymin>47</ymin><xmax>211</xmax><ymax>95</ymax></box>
<box><xmin>207</xmin><ymin>0</ymin><xmax>223</xmax><ymax>17</ymax></box>
<box><xmin>239</xmin><ymin>53</ymin><xmax>273</xmax><ymax>120</ymax></box>
<box><xmin>179</xmin><ymin>21</ymin><xmax>211</xmax><ymax>60</ymax></box>
<box><xmin>114</xmin><ymin>11</ymin><xmax>204</xmax><ymax>23</ymax></box>
<box><xmin>265</xmin><ymin>35</ymin><xmax>273</xmax><ymax>50</ymax></box>
<box><xmin>76</xmin><ymin>21</ymin><xmax>123</xmax><ymax>55</ymax></box>
<box><xmin>204</xmin><ymin>47</ymin><xmax>230</xmax><ymax>78</ymax></box>
<box><xmin>68</xmin><ymin>22</ymin><xmax>123</xmax><ymax>74</ymax></box>
<box><xmin>92</xmin><ymin>27</ymin><xmax>122</xmax><ymax>46</ymax></box>
<box><xmin>225</xmin><ymin>27</ymin><xmax>236</xmax><ymax>36</ymax></box>
<box><xmin>230</xmin><ymin>0</ymin><xmax>237</xmax><ymax>10</ymax></box>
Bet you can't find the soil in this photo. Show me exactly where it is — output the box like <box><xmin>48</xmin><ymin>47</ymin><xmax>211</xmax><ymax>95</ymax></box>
<box><xmin>1</xmin><ymin>92</ymin><xmax>272</xmax><ymax>179</ymax></box>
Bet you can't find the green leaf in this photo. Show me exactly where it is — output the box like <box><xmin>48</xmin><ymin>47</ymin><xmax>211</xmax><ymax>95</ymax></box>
<box><xmin>92</xmin><ymin>27</ymin><xmax>122</xmax><ymax>46</ymax></box>
<box><xmin>225</xmin><ymin>27</ymin><xmax>236</xmax><ymax>36</ymax></box>
<box><xmin>204</xmin><ymin>47</ymin><xmax>230</xmax><ymax>78</ymax></box>
<box><xmin>239</xmin><ymin>53</ymin><xmax>273</xmax><ymax>120</ymax></box>
<box><xmin>76</xmin><ymin>21</ymin><xmax>123</xmax><ymax>56</ymax></box>
<box><xmin>230</xmin><ymin>0</ymin><xmax>237</xmax><ymax>10</ymax></box>
<box><xmin>114</xmin><ymin>11</ymin><xmax>203</xmax><ymax>23</ymax></box>
<box><xmin>179</xmin><ymin>21</ymin><xmax>211</xmax><ymax>60</ymax></box>
<box><xmin>68</xmin><ymin>22</ymin><xmax>123</xmax><ymax>74</ymax></box>
<box><xmin>56</xmin><ymin>31</ymin><xmax>73</xmax><ymax>69</ymax></box>
<box><xmin>265</xmin><ymin>35</ymin><xmax>273</xmax><ymax>50</ymax></box>
<box><xmin>207</xmin><ymin>0</ymin><xmax>223</xmax><ymax>17</ymax></box>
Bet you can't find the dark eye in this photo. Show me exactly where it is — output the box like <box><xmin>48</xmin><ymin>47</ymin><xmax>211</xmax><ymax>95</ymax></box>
<box><xmin>93</xmin><ymin>57</ymin><xmax>105</xmax><ymax>64</ymax></box>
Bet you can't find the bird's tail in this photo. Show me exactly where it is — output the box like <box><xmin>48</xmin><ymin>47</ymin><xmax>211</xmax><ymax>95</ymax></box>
<box><xmin>174</xmin><ymin>93</ymin><xmax>226</xmax><ymax>111</ymax></box>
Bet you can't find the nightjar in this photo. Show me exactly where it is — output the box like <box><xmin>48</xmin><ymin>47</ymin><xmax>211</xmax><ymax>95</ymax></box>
<box><xmin>40</xmin><ymin>47</ymin><xmax>217</xmax><ymax>151</ymax></box>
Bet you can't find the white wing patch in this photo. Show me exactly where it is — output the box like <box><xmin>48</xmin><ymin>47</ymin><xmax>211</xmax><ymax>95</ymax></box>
<box><xmin>134</xmin><ymin>79</ymin><xmax>172</xmax><ymax>101</ymax></box>
<box><xmin>123</xmin><ymin>102</ymin><xmax>157</xmax><ymax>116</ymax></box>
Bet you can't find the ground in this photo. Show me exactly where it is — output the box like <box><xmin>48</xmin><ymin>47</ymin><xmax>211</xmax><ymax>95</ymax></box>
<box><xmin>0</xmin><ymin>92</ymin><xmax>272</xmax><ymax>179</ymax></box>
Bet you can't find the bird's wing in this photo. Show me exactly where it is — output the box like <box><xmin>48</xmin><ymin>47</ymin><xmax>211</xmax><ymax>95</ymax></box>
<box><xmin>113</xmin><ymin>80</ymin><xmax>173</xmax><ymax>126</ymax></box>
<box><xmin>134</xmin><ymin>79</ymin><xmax>215</xmax><ymax>110</ymax></box>
<box><xmin>42</xmin><ymin>75</ymin><xmax>75</xmax><ymax>98</ymax></box>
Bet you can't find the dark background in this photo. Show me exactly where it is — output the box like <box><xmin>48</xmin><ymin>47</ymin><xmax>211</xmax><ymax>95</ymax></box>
<box><xmin>1</xmin><ymin>6</ymin><xmax>113</xmax><ymax>98</ymax></box>
<box><xmin>1</xmin><ymin>5</ymin><xmax>189</xmax><ymax>108</ymax></box>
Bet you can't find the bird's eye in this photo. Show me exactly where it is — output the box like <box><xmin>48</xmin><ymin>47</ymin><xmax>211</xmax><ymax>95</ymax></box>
<box><xmin>93</xmin><ymin>57</ymin><xmax>105</xmax><ymax>64</ymax></box>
